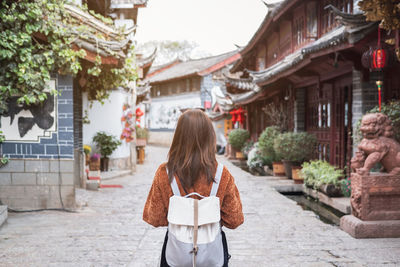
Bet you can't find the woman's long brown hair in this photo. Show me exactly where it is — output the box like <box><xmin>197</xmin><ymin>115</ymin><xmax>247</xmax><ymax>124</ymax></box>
<box><xmin>167</xmin><ymin>109</ymin><xmax>217</xmax><ymax>190</ymax></box>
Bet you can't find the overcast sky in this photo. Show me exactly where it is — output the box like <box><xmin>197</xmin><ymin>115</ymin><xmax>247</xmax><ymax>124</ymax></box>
<box><xmin>135</xmin><ymin>0</ymin><xmax>281</xmax><ymax>56</ymax></box>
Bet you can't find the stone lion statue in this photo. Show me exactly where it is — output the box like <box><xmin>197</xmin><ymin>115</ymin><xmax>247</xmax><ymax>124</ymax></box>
<box><xmin>351</xmin><ymin>113</ymin><xmax>400</xmax><ymax>175</ymax></box>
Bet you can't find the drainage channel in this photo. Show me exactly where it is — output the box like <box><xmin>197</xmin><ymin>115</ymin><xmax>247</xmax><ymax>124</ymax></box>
<box><xmin>282</xmin><ymin>192</ymin><xmax>345</xmax><ymax>226</ymax></box>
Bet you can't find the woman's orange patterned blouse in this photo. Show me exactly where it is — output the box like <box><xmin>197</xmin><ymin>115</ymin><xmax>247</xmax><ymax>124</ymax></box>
<box><xmin>143</xmin><ymin>163</ymin><xmax>244</xmax><ymax>229</ymax></box>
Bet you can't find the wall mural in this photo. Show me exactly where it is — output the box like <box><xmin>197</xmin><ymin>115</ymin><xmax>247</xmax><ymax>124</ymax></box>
<box><xmin>150</xmin><ymin>95</ymin><xmax>200</xmax><ymax>129</ymax></box>
<box><xmin>0</xmin><ymin>80</ymin><xmax>57</xmax><ymax>142</ymax></box>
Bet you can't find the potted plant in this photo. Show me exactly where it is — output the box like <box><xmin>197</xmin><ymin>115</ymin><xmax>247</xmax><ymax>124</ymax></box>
<box><xmin>273</xmin><ymin>132</ymin><xmax>317</xmax><ymax>180</ymax></box>
<box><xmin>89</xmin><ymin>153</ymin><xmax>101</xmax><ymax>171</ymax></box>
<box><xmin>0</xmin><ymin>130</ymin><xmax>9</xmax><ymax>168</ymax></box>
<box><xmin>241</xmin><ymin>140</ymin><xmax>254</xmax><ymax>159</ymax></box>
<box><xmin>258</xmin><ymin>126</ymin><xmax>284</xmax><ymax>176</ymax></box>
<box><xmin>136</xmin><ymin>126</ymin><xmax>148</xmax><ymax>147</ymax></box>
<box><xmin>83</xmin><ymin>145</ymin><xmax>91</xmax><ymax>166</ymax></box>
<box><xmin>92</xmin><ymin>131</ymin><xmax>121</xmax><ymax>172</ymax></box>
<box><xmin>300</xmin><ymin>160</ymin><xmax>344</xmax><ymax>197</ymax></box>
<box><xmin>228</xmin><ymin>128</ymin><xmax>250</xmax><ymax>159</ymax></box>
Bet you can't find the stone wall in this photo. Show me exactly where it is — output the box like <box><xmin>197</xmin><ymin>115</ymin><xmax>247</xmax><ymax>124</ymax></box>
<box><xmin>0</xmin><ymin>74</ymin><xmax>76</xmax><ymax>209</ymax></box>
<box><xmin>0</xmin><ymin>159</ymin><xmax>75</xmax><ymax>209</ymax></box>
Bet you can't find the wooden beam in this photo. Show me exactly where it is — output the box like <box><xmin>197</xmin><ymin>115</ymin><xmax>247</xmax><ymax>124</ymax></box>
<box><xmin>72</xmin><ymin>44</ymin><xmax>119</xmax><ymax>65</ymax></box>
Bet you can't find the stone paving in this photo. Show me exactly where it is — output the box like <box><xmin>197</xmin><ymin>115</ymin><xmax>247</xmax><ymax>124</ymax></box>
<box><xmin>1</xmin><ymin>145</ymin><xmax>400</xmax><ymax>267</ymax></box>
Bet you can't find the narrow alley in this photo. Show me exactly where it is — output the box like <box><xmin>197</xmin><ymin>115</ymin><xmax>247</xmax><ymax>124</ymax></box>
<box><xmin>1</xmin><ymin>146</ymin><xmax>400</xmax><ymax>266</ymax></box>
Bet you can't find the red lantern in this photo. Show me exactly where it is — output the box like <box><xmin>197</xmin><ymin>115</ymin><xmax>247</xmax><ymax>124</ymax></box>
<box><xmin>236</xmin><ymin>107</ymin><xmax>246</xmax><ymax>125</ymax></box>
<box><xmin>361</xmin><ymin>28</ymin><xmax>392</xmax><ymax>71</ymax></box>
<box><xmin>372</xmin><ymin>48</ymin><xmax>386</xmax><ymax>70</ymax></box>
<box><xmin>230</xmin><ymin>109</ymin><xmax>238</xmax><ymax>123</ymax></box>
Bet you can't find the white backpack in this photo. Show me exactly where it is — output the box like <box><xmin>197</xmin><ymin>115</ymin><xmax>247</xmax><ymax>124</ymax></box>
<box><xmin>166</xmin><ymin>163</ymin><xmax>224</xmax><ymax>267</ymax></box>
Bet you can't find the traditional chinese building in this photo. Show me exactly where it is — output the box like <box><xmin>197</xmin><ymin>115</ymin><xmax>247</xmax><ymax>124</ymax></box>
<box><xmin>0</xmin><ymin>1</ymin><xmax>145</xmax><ymax>210</ymax></box>
<box><xmin>146</xmin><ymin>51</ymin><xmax>240</xmax><ymax>145</ymax></box>
<box><xmin>215</xmin><ymin>0</ymin><xmax>400</xmax><ymax>170</ymax></box>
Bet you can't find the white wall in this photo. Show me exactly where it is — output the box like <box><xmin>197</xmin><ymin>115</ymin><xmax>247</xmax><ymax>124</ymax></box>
<box><xmin>82</xmin><ymin>90</ymin><xmax>132</xmax><ymax>159</ymax></box>
<box><xmin>149</xmin><ymin>92</ymin><xmax>201</xmax><ymax>130</ymax></box>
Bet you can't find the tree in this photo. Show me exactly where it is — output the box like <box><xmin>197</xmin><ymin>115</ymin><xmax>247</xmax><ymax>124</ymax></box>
<box><xmin>0</xmin><ymin>0</ymin><xmax>137</xmax><ymax>113</ymax></box>
<box><xmin>138</xmin><ymin>40</ymin><xmax>211</xmax><ymax>65</ymax></box>
<box><xmin>358</xmin><ymin>0</ymin><xmax>400</xmax><ymax>30</ymax></box>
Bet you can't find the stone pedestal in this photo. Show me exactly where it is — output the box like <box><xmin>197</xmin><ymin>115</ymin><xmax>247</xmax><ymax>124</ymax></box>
<box><xmin>351</xmin><ymin>173</ymin><xmax>400</xmax><ymax>221</ymax></box>
<box><xmin>341</xmin><ymin>215</ymin><xmax>400</xmax><ymax>238</ymax></box>
<box><xmin>341</xmin><ymin>173</ymin><xmax>400</xmax><ymax>238</ymax></box>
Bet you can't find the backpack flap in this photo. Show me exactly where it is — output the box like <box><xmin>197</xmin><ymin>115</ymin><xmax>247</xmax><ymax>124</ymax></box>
<box><xmin>168</xmin><ymin>195</ymin><xmax>220</xmax><ymax>226</ymax></box>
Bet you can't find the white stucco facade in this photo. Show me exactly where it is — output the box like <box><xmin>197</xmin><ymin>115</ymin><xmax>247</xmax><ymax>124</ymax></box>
<box><xmin>82</xmin><ymin>90</ymin><xmax>132</xmax><ymax>159</ymax></box>
<box><xmin>149</xmin><ymin>92</ymin><xmax>201</xmax><ymax>130</ymax></box>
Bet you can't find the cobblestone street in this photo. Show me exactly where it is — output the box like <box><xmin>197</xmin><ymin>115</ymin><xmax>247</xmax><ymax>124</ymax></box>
<box><xmin>1</xmin><ymin>145</ymin><xmax>400</xmax><ymax>266</ymax></box>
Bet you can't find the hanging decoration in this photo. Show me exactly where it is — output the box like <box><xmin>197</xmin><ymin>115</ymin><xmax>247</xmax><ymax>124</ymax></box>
<box><xmin>120</xmin><ymin>103</ymin><xmax>135</xmax><ymax>143</ymax></box>
<box><xmin>229</xmin><ymin>107</ymin><xmax>246</xmax><ymax>125</ymax></box>
<box><xmin>230</xmin><ymin>109</ymin><xmax>238</xmax><ymax>124</ymax></box>
<box><xmin>376</xmin><ymin>80</ymin><xmax>383</xmax><ymax>112</ymax></box>
<box><xmin>136</xmin><ymin>107</ymin><xmax>144</xmax><ymax>124</ymax></box>
<box><xmin>361</xmin><ymin>28</ymin><xmax>392</xmax><ymax>71</ymax></box>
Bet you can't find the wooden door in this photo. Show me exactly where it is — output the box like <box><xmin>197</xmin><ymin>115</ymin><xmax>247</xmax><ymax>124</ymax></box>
<box><xmin>306</xmin><ymin>77</ymin><xmax>352</xmax><ymax>169</ymax></box>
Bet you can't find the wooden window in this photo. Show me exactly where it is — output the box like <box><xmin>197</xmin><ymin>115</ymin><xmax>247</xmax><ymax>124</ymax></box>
<box><xmin>279</xmin><ymin>20</ymin><xmax>292</xmax><ymax>57</ymax></box>
<box><xmin>267</xmin><ymin>33</ymin><xmax>279</xmax><ymax>65</ymax></box>
<box><xmin>306</xmin><ymin>2</ymin><xmax>318</xmax><ymax>40</ymax></box>
<box><xmin>292</xmin><ymin>5</ymin><xmax>305</xmax><ymax>50</ymax></box>
<box><xmin>256</xmin><ymin>45</ymin><xmax>266</xmax><ymax>71</ymax></box>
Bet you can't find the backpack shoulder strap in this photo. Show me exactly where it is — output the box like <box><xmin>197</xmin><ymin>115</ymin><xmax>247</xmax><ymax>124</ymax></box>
<box><xmin>210</xmin><ymin>163</ymin><xmax>223</xmax><ymax>196</ymax></box>
<box><xmin>166</xmin><ymin>167</ymin><xmax>181</xmax><ymax>196</ymax></box>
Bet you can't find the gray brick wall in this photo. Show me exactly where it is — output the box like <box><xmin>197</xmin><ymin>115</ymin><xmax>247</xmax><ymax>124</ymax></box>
<box><xmin>0</xmin><ymin>158</ymin><xmax>75</xmax><ymax>209</ymax></box>
<box><xmin>1</xmin><ymin>74</ymin><xmax>74</xmax><ymax>159</ymax></box>
<box><xmin>200</xmin><ymin>73</ymin><xmax>226</xmax><ymax>109</ymax></box>
<box><xmin>352</xmin><ymin>69</ymin><xmax>380</xmax><ymax>145</ymax></box>
<box><xmin>294</xmin><ymin>88</ymin><xmax>306</xmax><ymax>132</ymax></box>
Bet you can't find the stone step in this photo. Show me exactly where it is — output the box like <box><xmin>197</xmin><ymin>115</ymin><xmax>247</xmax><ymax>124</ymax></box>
<box><xmin>0</xmin><ymin>205</ymin><xmax>7</xmax><ymax>228</ymax></box>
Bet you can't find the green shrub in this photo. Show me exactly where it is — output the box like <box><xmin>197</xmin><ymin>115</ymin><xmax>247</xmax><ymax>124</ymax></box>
<box><xmin>273</xmin><ymin>132</ymin><xmax>317</xmax><ymax>163</ymax></box>
<box><xmin>258</xmin><ymin>126</ymin><xmax>281</xmax><ymax>162</ymax></box>
<box><xmin>0</xmin><ymin>130</ymin><xmax>9</xmax><ymax>165</ymax></box>
<box><xmin>354</xmin><ymin>100</ymin><xmax>400</xmax><ymax>143</ymax></box>
<box><xmin>241</xmin><ymin>140</ymin><xmax>254</xmax><ymax>158</ymax></box>
<box><xmin>301</xmin><ymin>160</ymin><xmax>344</xmax><ymax>190</ymax></box>
<box><xmin>92</xmin><ymin>131</ymin><xmax>121</xmax><ymax>158</ymax></box>
<box><xmin>228</xmin><ymin>129</ymin><xmax>250</xmax><ymax>150</ymax></box>
<box><xmin>340</xmin><ymin>177</ymin><xmax>351</xmax><ymax>197</ymax></box>
<box><xmin>135</xmin><ymin>126</ymin><xmax>149</xmax><ymax>139</ymax></box>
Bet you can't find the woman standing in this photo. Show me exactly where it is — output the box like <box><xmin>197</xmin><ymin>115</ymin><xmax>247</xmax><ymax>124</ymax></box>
<box><xmin>143</xmin><ymin>109</ymin><xmax>244</xmax><ymax>267</ymax></box>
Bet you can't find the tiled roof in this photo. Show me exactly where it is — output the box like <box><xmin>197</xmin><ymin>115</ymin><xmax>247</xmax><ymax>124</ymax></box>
<box><xmin>110</xmin><ymin>0</ymin><xmax>148</xmax><ymax>8</ymax></box>
<box><xmin>148</xmin><ymin>51</ymin><xmax>240</xmax><ymax>84</ymax></box>
<box><xmin>65</xmin><ymin>5</ymin><xmax>133</xmax><ymax>59</ymax></box>
<box><xmin>248</xmin><ymin>9</ymin><xmax>377</xmax><ymax>85</ymax></box>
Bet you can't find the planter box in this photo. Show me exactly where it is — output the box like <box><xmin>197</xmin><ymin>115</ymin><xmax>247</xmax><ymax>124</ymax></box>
<box><xmin>272</xmin><ymin>162</ymin><xmax>285</xmax><ymax>176</ymax></box>
<box><xmin>235</xmin><ymin>152</ymin><xmax>245</xmax><ymax>159</ymax></box>
<box><xmin>292</xmin><ymin>166</ymin><xmax>303</xmax><ymax>184</ymax></box>
<box><xmin>89</xmin><ymin>159</ymin><xmax>100</xmax><ymax>171</ymax></box>
<box><xmin>136</xmin><ymin>138</ymin><xmax>147</xmax><ymax>147</ymax></box>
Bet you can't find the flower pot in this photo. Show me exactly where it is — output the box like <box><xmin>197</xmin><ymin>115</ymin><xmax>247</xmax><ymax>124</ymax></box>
<box><xmin>272</xmin><ymin>161</ymin><xmax>285</xmax><ymax>176</ymax></box>
<box><xmin>319</xmin><ymin>184</ymin><xmax>343</xmax><ymax>197</ymax></box>
<box><xmin>89</xmin><ymin>159</ymin><xmax>100</xmax><ymax>171</ymax></box>
<box><xmin>136</xmin><ymin>138</ymin><xmax>147</xmax><ymax>147</ymax></box>
<box><xmin>100</xmin><ymin>157</ymin><xmax>109</xmax><ymax>172</ymax></box>
<box><xmin>291</xmin><ymin>166</ymin><xmax>303</xmax><ymax>184</ymax></box>
<box><xmin>282</xmin><ymin>160</ymin><xmax>293</xmax><ymax>179</ymax></box>
<box><xmin>235</xmin><ymin>151</ymin><xmax>245</xmax><ymax>159</ymax></box>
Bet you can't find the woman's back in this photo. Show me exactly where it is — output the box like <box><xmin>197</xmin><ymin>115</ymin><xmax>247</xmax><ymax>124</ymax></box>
<box><xmin>143</xmin><ymin>162</ymin><xmax>244</xmax><ymax>229</ymax></box>
<box><xmin>142</xmin><ymin>109</ymin><xmax>244</xmax><ymax>266</ymax></box>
